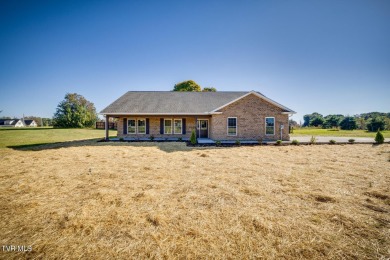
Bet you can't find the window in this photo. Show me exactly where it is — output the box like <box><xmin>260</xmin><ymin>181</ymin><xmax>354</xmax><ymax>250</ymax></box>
<box><xmin>174</xmin><ymin>119</ymin><xmax>182</xmax><ymax>134</ymax></box>
<box><xmin>265</xmin><ymin>117</ymin><xmax>275</xmax><ymax>135</ymax></box>
<box><xmin>128</xmin><ymin>119</ymin><xmax>136</xmax><ymax>134</ymax></box>
<box><xmin>138</xmin><ymin>119</ymin><xmax>146</xmax><ymax>134</ymax></box>
<box><xmin>200</xmin><ymin>121</ymin><xmax>207</xmax><ymax>130</ymax></box>
<box><xmin>164</xmin><ymin>119</ymin><xmax>172</xmax><ymax>134</ymax></box>
<box><xmin>227</xmin><ymin>117</ymin><xmax>237</xmax><ymax>136</ymax></box>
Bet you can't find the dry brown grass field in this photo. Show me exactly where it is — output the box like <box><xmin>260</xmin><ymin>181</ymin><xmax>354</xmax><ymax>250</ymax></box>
<box><xmin>0</xmin><ymin>142</ymin><xmax>389</xmax><ymax>259</ymax></box>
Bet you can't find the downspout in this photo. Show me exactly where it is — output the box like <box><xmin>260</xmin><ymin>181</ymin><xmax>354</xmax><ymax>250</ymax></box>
<box><xmin>280</xmin><ymin>124</ymin><xmax>283</xmax><ymax>141</ymax></box>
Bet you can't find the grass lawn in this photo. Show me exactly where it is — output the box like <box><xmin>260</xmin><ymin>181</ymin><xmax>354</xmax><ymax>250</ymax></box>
<box><xmin>0</xmin><ymin>142</ymin><xmax>389</xmax><ymax>259</ymax></box>
<box><xmin>0</xmin><ymin>127</ymin><xmax>117</xmax><ymax>148</ymax></box>
<box><xmin>291</xmin><ymin>128</ymin><xmax>390</xmax><ymax>138</ymax></box>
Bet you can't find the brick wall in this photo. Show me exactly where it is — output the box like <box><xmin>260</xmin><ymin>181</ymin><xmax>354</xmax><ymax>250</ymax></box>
<box><xmin>210</xmin><ymin>93</ymin><xmax>290</xmax><ymax>141</ymax></box>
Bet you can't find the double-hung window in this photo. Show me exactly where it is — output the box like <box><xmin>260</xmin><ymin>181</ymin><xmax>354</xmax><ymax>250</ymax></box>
<box><xmin>174</xmin><ymin>119</ymin><xmax>182</xmax><ymax>134</ymax></box>
<box><xmin>137</xmin><ymin>119</ymin><xmax>146</xmax><ymax>134</ymax></box>
<box><xmin>227</xmin><ymin>117</ymin><xmax>237</xmax><ymax>136</ymax></box>
<box><xmin>164</xmin><ymin>119</ymin><xmax>172</xmax><ymax>134</ymax></box>
<box><xmin>128</xmin><ymin>119</ymin><xmax>136</xmax><ymax>134</ymax></box>
<box><xmin>128</xmin><ymin>118</ymin><xmax>146</xmax><ymax>134</ymax></box>
<box><xmin>265</xmin><ymin>117</ymin><xmax>275</xmax><ymax>135</ymax></box>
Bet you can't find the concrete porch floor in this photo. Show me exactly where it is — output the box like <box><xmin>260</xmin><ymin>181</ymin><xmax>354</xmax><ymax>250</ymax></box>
<box><xmin>197</xmin><ymin>138</ymin><xmax>215</xmax><ymax>144</ymax></box>
<box><xmin>197</xmin><ymin>138</ymin><xmax>261</xmax><ymax>144</ymax></box>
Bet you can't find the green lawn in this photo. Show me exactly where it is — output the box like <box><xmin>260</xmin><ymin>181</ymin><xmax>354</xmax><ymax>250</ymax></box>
<box><xmin>291</xmin><ymin>128</ymin><xmax>390</xmax><ymax>138</ymax></box>
<box><xmin>0</xmin><ymin>128</ymin><xmax>116</xmax><ymax>148</ymax></box>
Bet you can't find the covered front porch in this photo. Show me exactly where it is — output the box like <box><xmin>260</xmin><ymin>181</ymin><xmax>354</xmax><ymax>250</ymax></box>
<box><xmin>103</xmin><ymin>114</ymin><xmax>212</xmax><ymax>141</ymax></box>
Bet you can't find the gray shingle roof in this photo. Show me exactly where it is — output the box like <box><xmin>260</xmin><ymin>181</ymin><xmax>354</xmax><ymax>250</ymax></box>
<box><xmin>100</xmin><ymin>91</ymin><xmax>295</xmax><ymax>114</ymax></box>
<box><xmin>24</xmin><ymin>120</ymin><xmax>35</xmax><ymax>125</ymax></box>
<box><xmin>0</xmin><ymin>119</ymin><xmax>22</xmax><ymax>125</ymax></box>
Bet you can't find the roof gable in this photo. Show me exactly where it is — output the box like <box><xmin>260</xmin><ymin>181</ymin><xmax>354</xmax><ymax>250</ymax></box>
<box><xmin>211</xmin><ymin>91</ymin><xmax>295</xmax><ymax>113</ymax></box>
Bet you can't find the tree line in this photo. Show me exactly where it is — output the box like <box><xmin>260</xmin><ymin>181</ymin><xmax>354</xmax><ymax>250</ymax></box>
<box><xmin>301</xmin><ymin>112</ymin><xmax>390</xmax><ymax>131</ymax></box>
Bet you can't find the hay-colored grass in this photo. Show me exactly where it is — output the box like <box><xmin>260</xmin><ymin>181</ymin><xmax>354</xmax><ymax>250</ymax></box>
<box><xmin>0</xmin><ymin>143</ymin><xmax>389</xmax><ymax>259</ymax></box>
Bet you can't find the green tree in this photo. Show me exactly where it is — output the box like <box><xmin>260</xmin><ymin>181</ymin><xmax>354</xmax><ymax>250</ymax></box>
<box><xmin>339</xmin><ymin>116</ymin><xmax>358</xmax><ymax>130</ymax></box>
<box><xmin>202</xmin><ymin>87</ymin><xmax>217</xmax><ymax>92</ymax></box>
<box><xmin>42</xmin><ymin>118</ymin><xmax>53</xmax><ymax>127</ymax></box>
<box><xmin>303</xmin><ymin>112</ymin><xmax>323</xmax><ymax>127</ymax></box>
<box><xmin>303</xmin><ymin>114</ymin><xmax>311</xmax><ymax>127</ymax></box>
<box><xmin>366</xmin><ymin>116</ymin><xmax>386</xmax><ymax>132</ymax></box>
<box><xmin>173</xmin><ymin>80</ymin><xmax>201</xmax><ymax>92</ymax></box>
<box><xmin>385</xmin><ymin>118</ymin><xmax>390</xmax><ymax>130</ymax></box>
<box><xmin>53</xmin><ymin>93</ymin><xmax>98</xmax><ymax>128</ymax></box>
<box><xmin>310</xmin><ymin>116</ymin><xmax>325</xmax><ymax>127</ymax></box>
<box><xmin>324</xmin><ymin>115</ymin><xmax>343</xmax><ymax>128</ymax></box>
<box><xmin>356</xmin><ymin>116</ymin><xmax>366</xmax><ymax>130</ymax></box>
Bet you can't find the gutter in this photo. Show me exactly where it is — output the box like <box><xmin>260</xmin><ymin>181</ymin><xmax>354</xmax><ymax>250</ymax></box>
<box><xmin>99</xmin><ymin>112</ymin><xmax>223</xmax><ymax>116</ymax></box>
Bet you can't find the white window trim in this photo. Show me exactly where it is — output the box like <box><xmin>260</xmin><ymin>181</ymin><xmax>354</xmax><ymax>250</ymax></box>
<box><xmin>164</xmin><ymin>119</ymin><xmax>172</xmax><ymax>134</ymax></box>
<box><xmin>127</xmin><ymin>118</ymin><xmax>137</xmax><ymax>134</ymax></box>
<box><xmin>173</xmin><ymin>119</ymin><xmax>182</xmax><ymax>135</ymax></box>
<box><xmin>137</xmin><ymin>118</ymin><xmax>146</xmax><ymax>134</ymax></box>
<box><xmin>227</xmin><ymin>117</ymin><xmax>237</xmax><ymax>136</ymax></box>
<box><xmin>265</xmin><ymin>117</ymin><xmax>275</xmax><ymax>135</ymax></box>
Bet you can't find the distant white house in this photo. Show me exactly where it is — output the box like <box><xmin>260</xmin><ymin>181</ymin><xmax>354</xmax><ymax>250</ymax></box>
<box><xmin>0</xmin><ymin>119</ymin><xmax>25</xmax><ymax>127</ymax></box>
<box><xmin>0</xmin><ymin>119</ymin><xmax>38</xmax><ymax>127</ymax></box>
<box><xmin>24</xmin><ymin>119</ymin><xmax>38</xmax><ymax>127</ymax></box>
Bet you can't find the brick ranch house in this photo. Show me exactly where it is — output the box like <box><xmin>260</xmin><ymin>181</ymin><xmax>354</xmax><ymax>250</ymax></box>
<box><xmin>100</xmin><ymin>91</ymin><xmax>296</xmax><ymax>142</ymax></box>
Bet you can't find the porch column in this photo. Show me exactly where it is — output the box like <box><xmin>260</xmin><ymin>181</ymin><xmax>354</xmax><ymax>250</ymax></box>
<box><xmin>195</xmin><ymin>116</ymin><xmax>198</xmax><ymax>138</ymax></box>
<box><xmin>105</xmin><ymin>115</ymin><xmax>109</xmax><ymax>141</ymax></box>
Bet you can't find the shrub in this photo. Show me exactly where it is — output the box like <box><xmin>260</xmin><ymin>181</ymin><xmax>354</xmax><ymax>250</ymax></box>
<box><xmin>190</xmin><ymin>130</ymin><xmax>197</xmax><ymax>145</ymax></box>
<box><xmin>258</xmin><ymin>137</ymin><xmax>263</xmax><ymax>145</ymax></box>
<box><xmin>276</xmin><ymin>140</ymin><xmax>282</xmax><ymax>145</ymax></box>
<box><xmin>375</xmin><ymin>130</ymin><xmax>384</xmax><ymax>144</ymax></box>
<box><xmin>310</xmin><ymin>136</ymin><xmax>317</xmax><ymax>145</ymax></box>
<box><xmin>291</xmin><ymin>139</ymin><xmax>299</xmax><ymax>145</ymax></box>
<box><xmin>329</xmin><ymin>139</ymin><xmax>336</xmax><ymax>144</ymax></box>
<box><xmin>119</xmin><ymin>137</ymin><xmax>124</xmax><ymax>141</ymax></box>
<box><xmin>149</xmin><ymin>135</ymin><xmax>154</xmax><ymax>141</ymax></box>
<box><xmin>348</xmin><ymin>139</ymin><xmax>355</xmax><ymax>144</ymax></box>
<box><xmin>178</xmin><ymin>137</ymin><xmax>182</xmax><ymax>142</ymax></box>
<box><xmin>215</xmin><ymin>140</ymin><xmax>221</xmax><ymax>147</ymax></box>
<box><xmin>235</xmin><ymin>140</ymin><xmax>241</xmax><ymax>146</ymax></box>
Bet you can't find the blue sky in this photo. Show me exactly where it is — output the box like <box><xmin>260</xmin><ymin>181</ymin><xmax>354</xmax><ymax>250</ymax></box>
<box><xmin>1</xmin><ymin>0</ymin><xmax>389</xmax><ymax>122</ymax></box>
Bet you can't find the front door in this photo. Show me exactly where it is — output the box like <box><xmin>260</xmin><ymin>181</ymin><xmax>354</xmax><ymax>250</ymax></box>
<box><xmin>197</xmin><ymin>120</ymin><xmax>209</xmax><ymax>138</ymax></box>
